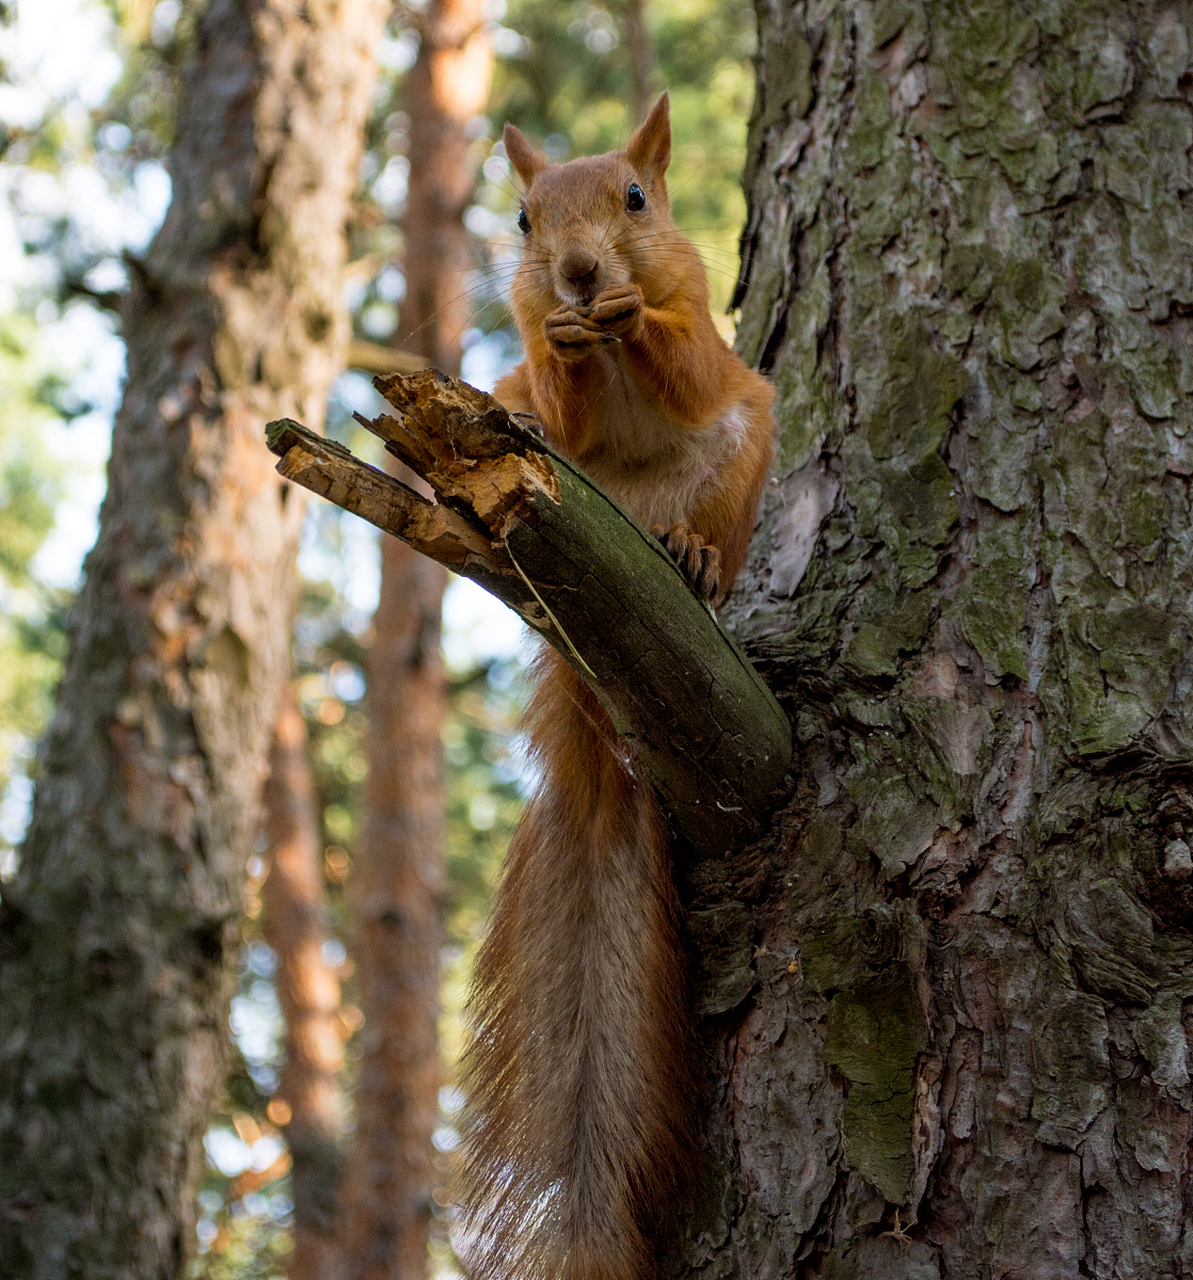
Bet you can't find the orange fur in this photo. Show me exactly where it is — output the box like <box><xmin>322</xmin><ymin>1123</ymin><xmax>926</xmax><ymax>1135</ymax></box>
<box><xmin>461</xmin><ymin>94</ymin><xmax>775</xmax><ymax>1280</ymax></box>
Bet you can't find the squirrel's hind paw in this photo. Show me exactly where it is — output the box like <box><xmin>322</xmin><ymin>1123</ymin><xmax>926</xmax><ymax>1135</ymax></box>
<box><xmin>652</xmin><ymin>522</ymin><xmax>721</xmax><ymax>602</ymax></box>
<box><xmin>510</xmin><ymin>411</ymin><xmax>545</xmax><ymax>439</ymax></box>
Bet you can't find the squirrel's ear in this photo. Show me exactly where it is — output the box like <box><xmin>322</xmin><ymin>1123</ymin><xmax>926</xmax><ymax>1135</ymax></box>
<box><xmin>503</xmin><ymin>123</ymin><xmax>546</xmax><ymax>188</ymax></box>
<box><xmin>626</xmin><ymin>92</ymin><xmax>671</xmax><ymax>180</ymax></box>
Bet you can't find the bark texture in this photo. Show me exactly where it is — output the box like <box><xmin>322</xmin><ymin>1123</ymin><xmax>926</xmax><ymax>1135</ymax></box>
<box><xmin>261</xmin><ymin>685</ymin><xmax>345</xmax><ymax>1280</ymax></box>
<box><xmin>337</xmin><ymin>6</ymin><xmax>490</xmax><ymax>1276</ymax></box>
<box><xmin>0</xmin><ymin>0</ymin><xmax>386</xmax><ymax>1274</ymax></box>
<box><xmin>674</xmin><ymin>2</ymin><xmax>1193</xmax><ymax>1277</ymax></box>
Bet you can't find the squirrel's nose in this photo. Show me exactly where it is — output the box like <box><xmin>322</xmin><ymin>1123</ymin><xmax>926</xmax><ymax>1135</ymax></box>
<box><xmin>558</xmin><ymin>248</ymin><xmax>599</xmax><ymax>282</ymax></box>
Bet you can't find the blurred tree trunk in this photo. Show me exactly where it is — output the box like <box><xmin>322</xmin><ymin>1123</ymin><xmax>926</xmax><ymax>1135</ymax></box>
<box><xmin>341</xmin><ymin>541</ymin><xmax>448</xmax><ymax>1280</ymax></box>
<box><xmin>675</xmin><ymin>2</ymin><xmax>1193</xmax><ymax>1277</ymax></box>
<box><xmin>261</xmin><ymin>684</ymin><xmax>346</xmax><ymax>1280</ymax></box>
<box><xmin>399</xmin><ymin>0</ymin><xmax>493</xmax><ymax>373</ymax></box>
<box><xmin>0</xmin><ymin>0</ymin><xmax>387</xmax><ymax>1275</ymax></box>
<box><xmin>620</xmin><ymin>0</ymin><xmax>656</xmax><ymax>127</ymax></box>
<box><xmin>337</xmin><ymin>2</ymin><xmax>491</xmax><ymax>1277</ymax></box>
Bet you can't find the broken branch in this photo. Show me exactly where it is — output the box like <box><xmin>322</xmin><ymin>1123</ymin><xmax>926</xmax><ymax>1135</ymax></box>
<box><xmin>266</xmin><ymin>371</ymin><xmax>791</xmax><ymax>854</ymax></box>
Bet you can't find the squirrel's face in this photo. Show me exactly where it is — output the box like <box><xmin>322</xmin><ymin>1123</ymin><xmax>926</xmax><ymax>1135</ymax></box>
<box><xmin>515</xmin><ymin>156</ymin><xmax>672</xmax><ymax>308</ymax></box>
<box><xmin>504</xmin><ymin>94</ymin><xmax>693</xmax><ymax>312</ymax></box>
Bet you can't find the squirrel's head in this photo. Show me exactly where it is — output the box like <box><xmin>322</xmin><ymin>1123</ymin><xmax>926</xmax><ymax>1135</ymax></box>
<box><xmin>504</xmin><ymin>94</ymin><xmax>695</xmax><ymax>310</ymax></box>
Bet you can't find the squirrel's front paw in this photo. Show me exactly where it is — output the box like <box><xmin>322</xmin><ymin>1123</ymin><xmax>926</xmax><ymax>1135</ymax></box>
<box><xmin>652</xmin><ymin>522</ymin><xmax>722</xmax><ymax>602</ymax></box>
<box><xmin>545</xmin><ymin>307</ymin><xmax>616</xmax><ymax>362</ymax></box>
<box><xmin>588</xmin><ymin>283</ymin><xmax>644</xmax><ymax>341</ymax></box>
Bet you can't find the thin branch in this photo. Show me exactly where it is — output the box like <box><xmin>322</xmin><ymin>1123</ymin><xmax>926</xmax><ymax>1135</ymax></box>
<box><xmin>266</xmin><ymin>371</ymin><xmax>791</xmax><ymax>853</ymax></box>
<box><xmin>345</xmin><ymin>340</ymin><xmax>429</xmax><ymax>376</ymax></box>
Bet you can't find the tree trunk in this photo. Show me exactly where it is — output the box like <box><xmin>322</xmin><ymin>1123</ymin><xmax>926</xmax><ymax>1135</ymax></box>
<box><xmin>261</xmin><ymin>684</ymin><xmax>346</xmax><ymax>1280</ymax></box>
<box><xmin>401</xmin><ymin>0</ymin><xmax>493</xmax><ymax>372</ymax></box>
<box><xmin>340</xmin><ymin>539</ymin><xmax>448</xmax><ymax>1280</ymax></box>
<box><xmin>0</xmin><ymin>0</ymin><xmax>386</xmax><ymax>1274</ymax></box>
<box><xmin>620</xmin><ymin>0</ymin><xmax>657</xmax><ymax>128</ymax></box>
<box><xmin>337</xmin><ymin>3</ymin><xmax>490</xmax><ymax>1277</ymax></box>
<box><xmin>678</xmin><ymin>2</ymin><xmax>1193</xmax><ymax>1277</ymax></box>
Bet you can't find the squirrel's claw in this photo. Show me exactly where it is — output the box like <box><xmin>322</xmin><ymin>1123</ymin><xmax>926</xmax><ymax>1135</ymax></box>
<box><xmin>545</xmin><ymin>307</ymin><xmax>612</xmax><ymax>361</ymax></box>
<box><xmin>652</xmin><ymin>522</ymin><xmax>722</xmax><ymax>602</ymax></box>
<box><xmin>510</xmin><ymin>412</ymin><xmax>545</xmax><ymax>439</ymax></box>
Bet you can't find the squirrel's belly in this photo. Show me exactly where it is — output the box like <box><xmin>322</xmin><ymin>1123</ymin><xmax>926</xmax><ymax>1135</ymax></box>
<box><xmin>582</xmin><ymin>355</ymin><xmax>748</xmax><ymax>529</ymax></box>
<box><xmin>595</xmin><ymin>457</ymin><xmax>714</xmax><ymax>530</ymax></box>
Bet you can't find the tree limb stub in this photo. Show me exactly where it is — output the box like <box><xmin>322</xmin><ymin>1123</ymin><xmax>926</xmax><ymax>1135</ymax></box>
<box><xmin>265</xmin><ymin>370</ymin><xmax>792</xmax><ymax>853</ymax></box>
<box><xmin>346</xmin><ymin>339</ymin><xmax>429</xmax><ymax>376</ymax></box>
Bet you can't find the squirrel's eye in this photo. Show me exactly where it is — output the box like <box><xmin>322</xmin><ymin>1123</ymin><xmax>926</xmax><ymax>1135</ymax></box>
<box><xmin>626</xmin><ymin>183</ymin><xmax>646</xmax><ymax>212</ymax></box>
<box><xmin>517</xmin><ymin>208</ymin><xmax>531</xmax><ymax>235</ymax></box>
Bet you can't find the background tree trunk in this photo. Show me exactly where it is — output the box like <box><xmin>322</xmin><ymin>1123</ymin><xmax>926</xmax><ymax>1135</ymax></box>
<box><xmin>679</xmin><ymin>2</ymin><xmax>1193</xmax><ymax>1277</ymax></box>
<box><xmin>0</xmin><ymin>0</ymin><xmax>386</xmax><ymax>1273</ymax></box>
<box><xmin>341</xmin><ymin>540</ymin><xmax>448</xmax><ymax>1280</ymax></box>
<box><xmin>337</xmin><ymin>2</ymin><xmax>491</xmax><ymax>1276</ymax></box>
<box><xmin>261</xmin><ymin>685</ymin><xmax>346</xmax><ymax>1280</ymax></box>
<box><xmin>620</xmin><ymin>0</ymin><xmax>657</xmax><ymax>127</ymax></box>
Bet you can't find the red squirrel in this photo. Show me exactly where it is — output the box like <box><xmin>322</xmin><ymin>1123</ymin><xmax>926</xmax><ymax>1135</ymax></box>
<box><xmin>460</xmin><ymin>94</ymin><xmax>775</xmax><ymax>1280</ymax></box>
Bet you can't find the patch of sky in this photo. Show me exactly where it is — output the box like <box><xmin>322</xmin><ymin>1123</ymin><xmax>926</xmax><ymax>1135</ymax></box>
<box><xmin>375</xmin><ymin>263</ymin><xmax>406</xmax><ymax>303</ymax></box>
<box><xmin>0</xmin><ymin>774</ymin><xmax>32</xmax><ymax>878</ymax></box>
<box><xmin>461</xmin><ymin>327</ymin><xmax>518</xmax><ymax>393</ymax></box>
<box><xmin>297</xmin><ymin>502</ymin><xmax>382</xmax><ymax>618</ymax></box>
<box><xmin>230</xmin><ymin>981</ymin><xmax>284</xmax><ymax>1075</ymax></box>
<box><xmin>377</xmin><ymin>28</ymin><xmax>421</xmax><ymax>75</ymax></box>
<box><xmin>0</xmin><ymin>0</ymin><xmax>122</xmax><ymax>128</ymax></box>
<box><xmin>442</xmin><ymin>575</ymin><xmax>528</xmax><ymax>675</ymax></box>
<box><xmin>245</xmin><ymin>941</ymin><xmax>278</xmax><ymax>978</ymax></box>
<box><xmin>29</xmin><ymin>310</ymin><xmax>123</xmax><ymax>590</ymax></box>
<box><xmin>328</xmin><ymin>660</ymin><xmax>365</xmax><ymax>702</ymax></box>
<box><xmin>203</xmin><ymin>1127</ymin><xmax>287</xmax><ymax>1179</ymax></box>
<box><xmin>372</xmin><ymin>155</ymin><xmax>411</xmax><ymax>215</ymax></box>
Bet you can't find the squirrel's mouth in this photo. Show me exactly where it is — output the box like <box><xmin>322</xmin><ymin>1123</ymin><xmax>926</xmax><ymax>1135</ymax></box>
<box><xmin>554</xmin><ymin>277</ymin><xmax>601</xmax><ymax>308</ymax></box>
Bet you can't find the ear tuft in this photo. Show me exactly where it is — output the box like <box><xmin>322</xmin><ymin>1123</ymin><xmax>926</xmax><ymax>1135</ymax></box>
<box><xmin>503</xmin><ymin>123</ymin><xmax>546</xmax><ymax>189</ymax></box>
<box><xmin>626</xmin><ymin>92</ymin><xmax>671</xmax><ymax>180</ymax></box>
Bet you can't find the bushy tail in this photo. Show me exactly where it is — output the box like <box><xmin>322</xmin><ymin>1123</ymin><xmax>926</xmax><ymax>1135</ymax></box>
<box><xmin>460</xmin><ymin>648</ymin><xmax>694</xmax><ymax>1280</ymax></box>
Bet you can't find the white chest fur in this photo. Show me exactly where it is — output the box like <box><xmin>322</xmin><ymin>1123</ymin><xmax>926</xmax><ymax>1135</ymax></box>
<box><xmin>575</xmin><ymin>348</ymin><xmax>747</xmax><ymax>531</ymax></box>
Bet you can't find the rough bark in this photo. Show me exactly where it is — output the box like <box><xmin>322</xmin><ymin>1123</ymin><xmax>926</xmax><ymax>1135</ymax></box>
<box><xmin>676</xmin><ymin>2</ymin><xmax>1193</xmax><ymax>1277</ymax></box>
<box><xmin>337</xmin><ymin>6</ymin><xmax>490</xmax><ymax>1277</ymax></box>
<box><xmin>265</xmin><ymin>374</ymin><xmax>793</xmax><ymax>855</ymax></box>
<box><xmin>261</xmin><ymin>685</ymin><xmax>345</xmax><ymax>1280</ymax></box>
<box><xmin>0</xmin><ymin>0</ymin><xmax>386</xmax><ymax>1274</ymax></box>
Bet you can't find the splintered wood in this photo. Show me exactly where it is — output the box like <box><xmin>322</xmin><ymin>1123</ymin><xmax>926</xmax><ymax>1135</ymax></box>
<box><xmin>364</xmin><ymin>373</ymin><xmax>561</xmax><ymax>538</ymax></box>
<box><xmin>265</xmin><ymin>419</ymin><xmax>493</xmax><ymax>569</ymax></box>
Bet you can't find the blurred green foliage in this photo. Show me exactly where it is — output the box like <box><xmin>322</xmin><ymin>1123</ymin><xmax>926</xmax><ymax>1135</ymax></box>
<box><xmin>0</xmin><ymin>316</ymin><xmax>69</xmax><ymax>864</ymax></box>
